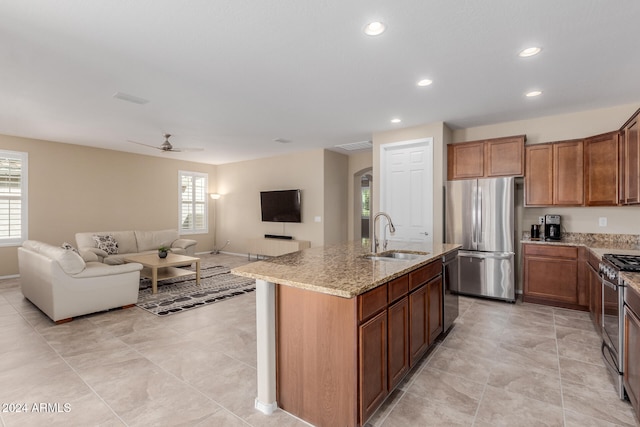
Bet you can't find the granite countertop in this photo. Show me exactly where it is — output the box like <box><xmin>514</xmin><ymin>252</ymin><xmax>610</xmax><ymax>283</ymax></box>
<box><xmin>232</xmin><ymin>241</ymin><xmax>461</xmax><ymax>298</ymax></box>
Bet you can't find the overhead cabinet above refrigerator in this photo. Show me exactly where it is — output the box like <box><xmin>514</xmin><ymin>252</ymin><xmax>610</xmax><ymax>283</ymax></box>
<box><xmin>445</xmin><ymin>177</ymin><xmax>516</xmax><ymax>302</ymax></box>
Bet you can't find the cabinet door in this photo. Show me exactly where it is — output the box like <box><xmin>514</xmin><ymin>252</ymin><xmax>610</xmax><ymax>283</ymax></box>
<box><xmin>485</xmin><ymin>136</ymin><xmax>525</xmax><ymax>177</ymax></box>
<box><xmin>359</xmin><ymin>311</ymin><xmax>387</xmax><ymax>424</ymax></box>
<box><xmin>625</xmin><ymin>115</ymin><xmax>640</xmax><ymax>204</ymax></box>
<box><xmin>588</xmin><ymin>261</ymin><xmax>602</xmax><ymax>334</ymax></box>
<box><xmin>624</xmin><ymin>306</ymin><xmax>640</xmax><ymax>417</ymax></box>
<box><xmin>553</xmin><ymin>140</ymin><xmax>584</xmax><ymax>205</ymax></box>
<box><xmin>447</xmin><ymin>141</ymin><xmax>484</xmax><ymax>180</ymax></box>
<box><xmin>620</xmin><ymin>131</ymin><xmax>627</xmax><ymax>204</ymax></box>
<box><xmin>387</xmin><ymin>297</ymin><xmax>409</xmax><ymax>390</ymax></box>
<box><xmin>584</xmin><ymin>132</ymin><xmax>619</xmax><ymax>206</ymax></box>
<box><xmin>409</xmin><ymin>284</ymin><xmax>428</xmax><ymax>367</ymax></box>
<box><xmin>427</xmin><ymin>276</ymin><xmax>443</xmax><ymax>345</ymax></box>
<box><xmin>525</xmin><ymin>144</ymin><xmax>554</xmax><ymax>205</ymax></box>
<box><xmin>523</xmin><ymin>246</ymin><xmax>578</xmax><ymax>305</ymax></box>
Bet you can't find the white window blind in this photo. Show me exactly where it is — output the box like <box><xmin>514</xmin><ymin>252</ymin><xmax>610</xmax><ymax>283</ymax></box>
<box><xmin>0</xmin><ymin>150</ymin><xmax>28</xmax><ymax>246</ymax></box>
<box><xmin>178</xmin><ymin>171</ymin><xmax>208</xmax><ymax>234</ymax></box>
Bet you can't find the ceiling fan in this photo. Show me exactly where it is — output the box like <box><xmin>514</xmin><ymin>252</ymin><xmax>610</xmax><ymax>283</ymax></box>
<box><xmin>128</xmin><ymin>133</ymin><xmax>203</xmax><ymax>152</ymax></box>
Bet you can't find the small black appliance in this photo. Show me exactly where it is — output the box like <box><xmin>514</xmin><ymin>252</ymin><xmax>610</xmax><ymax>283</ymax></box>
<box><xmin>544</xmin><ymin>214</ymin><xmax>561</xmax><ymax>241</ymax></box>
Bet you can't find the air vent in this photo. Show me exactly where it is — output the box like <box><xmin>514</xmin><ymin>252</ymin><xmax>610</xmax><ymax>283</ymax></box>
<box><xmin>112</xmin><ymin>92</ymin><xmax>149</xmax><ymax>105</ymax></box>
<box><xmin>273</xmin><ymin>138</ymin><xmax>292</xmax><ymax>144</ymax></box>
<box><xmin>334</xmin><ymin>141</ymin><xmax>373</xmax><ymax>151</ymax></box>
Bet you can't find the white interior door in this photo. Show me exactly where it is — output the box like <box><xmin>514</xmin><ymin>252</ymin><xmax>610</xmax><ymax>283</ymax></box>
<box><xmin>381</xmin><ymin>138</ymin><xmax>433</xmax><ymax>244</ymax></box>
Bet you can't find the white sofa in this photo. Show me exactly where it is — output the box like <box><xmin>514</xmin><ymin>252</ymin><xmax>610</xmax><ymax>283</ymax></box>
<box><xmin>18</xmin><ymin>240</ymin><xmax>144</xmax><ymax>323</ymax></box>
<box><xmin>75</xmin><ymin>229</ymin><xmax>197</xmax><ymax>265</ymax></box>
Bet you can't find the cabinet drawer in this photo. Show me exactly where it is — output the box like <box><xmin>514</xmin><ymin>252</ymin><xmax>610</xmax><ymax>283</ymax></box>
<box><xmin>626</xmin><ymin>285</ymin><xmax>640</xmax><ymax>317</ymax></box>
<box><xmin>388</xmin><ymin>275</ymin><xmax>409</xmax><ymax>303</ymax></box>
<box><xmin>524</xmin><ymin>244</ymin><xmax>578</xmax><ymax>259</ymax></box>
<box><xmin>359</xmin><ymin>284</ymin><xmax>388</xmax><ymax>322</ymax></box>
<box><xmin>409</xmin><ymin>261</ymin><xmax>441</xmax><ymax>291</ymax></box>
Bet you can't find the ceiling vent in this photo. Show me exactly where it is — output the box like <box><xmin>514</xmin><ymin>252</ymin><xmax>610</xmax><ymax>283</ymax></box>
<box><xmin>334</xmin><ymin>140</ymin><xmax>373</xmax><ymax>151</ymax></box>
<box><xmin>112</xmin><ymin>92</ymin><xmax>149</xmax><ymax>105</ymax></box>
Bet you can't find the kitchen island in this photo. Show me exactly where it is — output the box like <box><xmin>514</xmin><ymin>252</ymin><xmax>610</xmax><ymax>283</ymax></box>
<box><xmin>232</xmin><ymin>241</ymin><xmax>460</xmax><ymax>427</ymax></box>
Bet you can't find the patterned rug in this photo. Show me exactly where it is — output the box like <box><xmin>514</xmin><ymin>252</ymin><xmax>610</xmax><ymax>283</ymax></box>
<box><xmin>136</xmin><ymin>265</ymin><xmax>255</xmax><ymax>316</ymax></box>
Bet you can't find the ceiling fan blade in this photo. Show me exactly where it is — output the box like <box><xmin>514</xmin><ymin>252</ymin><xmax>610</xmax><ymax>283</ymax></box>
<box><xmin>127</xmin><ymin>139</ymin><xmax>163</xmax><ymax>150</ymax></box>
<box><xmin>178</xmin><ymin>147</ymin><xmax>204</xmax><ymax>152</ymax></box>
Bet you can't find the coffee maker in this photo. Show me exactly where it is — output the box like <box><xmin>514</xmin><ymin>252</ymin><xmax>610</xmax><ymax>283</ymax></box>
<box><xmin>545</xmin><ymin>214</ymin><xmax>561</xmax><ymax>241</ymax></box>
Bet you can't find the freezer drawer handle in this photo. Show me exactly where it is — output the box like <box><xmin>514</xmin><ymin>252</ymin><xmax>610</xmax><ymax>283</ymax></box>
<box><xmin>459</xmin><ymin>252</ymin><xmax>512</xmax><ymax>260</ymax></box>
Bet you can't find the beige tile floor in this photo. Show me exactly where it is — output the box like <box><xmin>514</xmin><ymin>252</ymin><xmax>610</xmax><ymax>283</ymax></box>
<box><xmin>0</xmin><ymin>253</ymin><xmax>638</xmax><ymax>426</ymax></box>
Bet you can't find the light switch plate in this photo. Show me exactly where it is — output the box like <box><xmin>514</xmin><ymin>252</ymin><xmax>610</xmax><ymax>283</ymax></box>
<box><xmin>314</xmin><ymin>216</ymin><xmax>322</xmax><ymax>223</ymax></box>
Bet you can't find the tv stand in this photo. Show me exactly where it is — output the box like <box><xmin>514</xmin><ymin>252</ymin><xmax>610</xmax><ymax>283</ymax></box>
<box><xmin>248</xmin><ymin>238</ymin><xmax>310</xmax><ymax>260</ymax></box>
<box><xmin>264</xmin><ymin>234</ymin><xmax>293</xmax><ymax>240</ymax></box>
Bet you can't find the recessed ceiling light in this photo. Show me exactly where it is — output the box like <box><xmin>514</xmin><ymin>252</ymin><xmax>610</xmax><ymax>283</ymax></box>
<box><xmin>525</xmin><ymin>90</ymin><xmax>543</xmax><ymax>97</ymax></box>
<box><xmin>417</xmin><ymin>79</ymin><xmax>433</xmax><ymax>87</ymax></box>
<box><xmin>519</xmin><ymin>47</ymin><xmax>542</xmax><ymax>57</ymax></box>
<box><xmin>364</xmin><ymin>21</ymin><xmax>386</xmax><ymax>36</ymax></box>
<box><xmin>391</xmin><ymin>118</ymin><xmax>402</xmax><ymax>124</ymax></box>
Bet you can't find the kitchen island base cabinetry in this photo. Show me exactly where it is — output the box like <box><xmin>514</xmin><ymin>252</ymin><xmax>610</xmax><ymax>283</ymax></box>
<box><xmin>275</xmin><ymin>260</ymin><xmax>443</xmax><ymax>427</ymax></box>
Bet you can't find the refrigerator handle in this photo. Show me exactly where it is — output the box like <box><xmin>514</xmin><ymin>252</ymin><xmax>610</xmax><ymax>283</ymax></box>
<box><xmin>471</xmin><ymin>184</ymin><xmax>477</xmax><ymax>245</ymax></box>
<box><xmin>477</xmin><ymin>185</ymin><xmax>483</xmax><ymax>244</ymax></box>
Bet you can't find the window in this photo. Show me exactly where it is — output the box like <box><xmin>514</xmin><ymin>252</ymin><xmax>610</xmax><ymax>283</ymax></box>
<box><xmin>179</xmin><ymin>171</ymin><xmax>208</xmax><ymax>234</ymax></box>
<box><xmin>0</xmin><ymin>150</ymin><xmax>28</xmax><ymax>246</ymax></box>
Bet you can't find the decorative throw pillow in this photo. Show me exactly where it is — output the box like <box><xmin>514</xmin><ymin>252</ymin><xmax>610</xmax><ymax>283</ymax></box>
<box><xmin>61</xmin><ymin>242</ymin><xmax>79</xmax><ymax>253</ymax></box>
<box><xmin>92</xmin><ymin>234</ymin><xmax>119</xmax><ymax>255</ymax></box>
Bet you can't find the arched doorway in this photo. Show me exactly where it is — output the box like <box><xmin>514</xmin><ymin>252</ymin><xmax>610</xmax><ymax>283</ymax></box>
<box><xmin>354</xmin><ymin>168</ymin><xmax>373</xmax><ymax>244</ymax></box>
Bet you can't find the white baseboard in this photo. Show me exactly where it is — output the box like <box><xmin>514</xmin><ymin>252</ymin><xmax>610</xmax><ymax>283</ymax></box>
<box><xmin>254</xmin><ymin>398</ymin><xmax>277</xmax><ymax>415</ymax></box>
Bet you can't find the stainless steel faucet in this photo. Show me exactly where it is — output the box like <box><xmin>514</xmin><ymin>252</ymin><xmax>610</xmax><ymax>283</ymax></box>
<box><xmin>372</xmin><ymin>212</ymin><xmax>396</xmax><ymax>253</ymax></box>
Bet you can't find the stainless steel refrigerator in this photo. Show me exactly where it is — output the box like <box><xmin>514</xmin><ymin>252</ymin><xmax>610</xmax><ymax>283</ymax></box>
<box><xmin>445</xmin><ymin>177</ymin><xmax>515</xmax><ymax>302</ymax></box>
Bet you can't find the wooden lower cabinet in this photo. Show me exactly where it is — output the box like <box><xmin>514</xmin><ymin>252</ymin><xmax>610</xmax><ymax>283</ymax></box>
<box><xmin>624</xmin><ymin>299</ymin><xmax>640</xmax><ymax>421</ymax></box>
<box><xmin>387</xmin><ymin>297</ymin><xmax>409</xmax><ymax>390</ymax></box>
<box><xmin>428</xmin><ymin>276</ymin><xmax>443</xmax><ymax>345</ymax></box>
<box><xmin>409</xmin><ymin>284</ymin><xmax>428</xmax><ymax>366</ymax></box>
<box><xmin>523</xmin><ymin>244</ymin><xmax>586</xmax><ymax>310</ymax></box>
<box><xmin>587</xmin><ymin>258</ymin><xmax>602</xmax><ymax>334</ymax></box>
<box><xmin>359</xmin><ymin>311</ymin><xmax>388</xmax><ymax>423</ymax></box>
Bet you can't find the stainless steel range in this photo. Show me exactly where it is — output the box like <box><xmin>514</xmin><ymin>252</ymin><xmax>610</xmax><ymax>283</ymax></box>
<box><xmin>600</xmin><ymin>253</ymin><xmax>640</xmax><ymax>400</ymax></box>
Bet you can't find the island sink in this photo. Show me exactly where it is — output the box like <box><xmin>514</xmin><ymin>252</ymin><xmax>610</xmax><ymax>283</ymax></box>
<box><xmin>362</xmin><ymin>250</ymin><xmax>428</xmax><ymax>261</ymax></box>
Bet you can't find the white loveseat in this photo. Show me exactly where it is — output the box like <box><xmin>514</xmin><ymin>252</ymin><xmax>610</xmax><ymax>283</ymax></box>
<box><xmin>18</xmin><ymin>240</ymin><xmax>144</xmax><ymax>323</ymax></box>
<box><xmin>75</xmin><ymin>229</ymin><xmax>197</xmax><ymax>265</ymax></box>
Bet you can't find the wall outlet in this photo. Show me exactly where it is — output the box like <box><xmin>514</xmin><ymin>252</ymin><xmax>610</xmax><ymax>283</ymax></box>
<box><xmin>538</xmin><ymin>216</ymin><xmax>545</xmax><ymax>225</ymax></box>
<box><xmin>314</xmin><ymin>216</ymin><xmax>322</xmax><ymax>223</ymax></box>
<box><xmin>599</xmin><ymin>217</ymin><xmax>607</xmax><ymax>227</ymax></box>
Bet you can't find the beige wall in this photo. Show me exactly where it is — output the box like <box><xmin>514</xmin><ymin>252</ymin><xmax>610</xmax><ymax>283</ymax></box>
<box><xmin>215</xmin><ymin>149</ymin><xmax>330</xmax><ymax>255</ymax></box>
<box><xmin>323</xmin><ymin>150</ymin><xmax>349</xmax><ymax>245</ymax></box>
<box><xmin>0</xmin><ymin>134</ymin><xmax>217</xmax><ymax>276</ymax></box>
<box><xmin>372</xmin><ymin>122</ymin><xmax>450</xmax><ymax>245</ymax></box>
<box><xmin>452</xmin><ymin>103</ymin><xmax>640</xmax><ymax>236</ymax></box>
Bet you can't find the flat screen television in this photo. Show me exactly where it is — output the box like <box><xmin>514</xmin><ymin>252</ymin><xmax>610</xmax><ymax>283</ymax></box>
<box><xmin>260</xmin><ymin>189</ymin><xmax>301</xmax><ymax>223</ymax></box>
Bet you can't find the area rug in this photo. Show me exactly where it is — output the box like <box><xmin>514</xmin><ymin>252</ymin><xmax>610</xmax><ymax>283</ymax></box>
<box><xmin>136</xmin><ymin>265</ymin><xmax>255</xmax><ymax>316</ymax></box>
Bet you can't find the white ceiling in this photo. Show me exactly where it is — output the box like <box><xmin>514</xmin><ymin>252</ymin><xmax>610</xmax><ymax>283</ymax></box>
<box><xmin>1</xmin><ymin>1</ymin><xmax>640</xmax><ymax>165</ymax></box>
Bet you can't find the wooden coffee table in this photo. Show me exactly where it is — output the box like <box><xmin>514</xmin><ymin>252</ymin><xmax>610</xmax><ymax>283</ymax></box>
<box><xmin>124</xmin><ymin>253</ymin><xmax>200</xmax><ymax>294</ymax></box>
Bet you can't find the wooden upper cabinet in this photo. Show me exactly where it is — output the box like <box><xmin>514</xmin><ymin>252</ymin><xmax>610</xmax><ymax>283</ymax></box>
<box><xmin>622</xmin><ymin>110</ymin><xmax>640</xmax><ymax>204</ymax></box>
<box><xmin>584</xmin><ymin>131</ymin><xmax>619</xmax><ymax>206</ymax></box>
<box><xmin>553</xmin><ymin>139</ymin><xmax>584</xmax><ymax>206</ymax></box>
<box><xmin>448</xmin><ymin>135</ymin><xmax>525</xmax><ymax>180</ymax></box>
<box><xmin>620</xmin><ymin>130</ymin><xmax>627</xmax><ymax>204</ymax></box>
<box><xmin>525</xmin><ymin>143</ymin><xmax>554</xmax><ymax>205</ymax></box>
<box><xmin>447</xmin><ymin>141</ymin><xmax>484</xmax><ymax>180</ymax></box>
<box><xmin>485</xmin><ymin>136</ymin><xmax>525</xmax><ymax>177</ymax></box>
